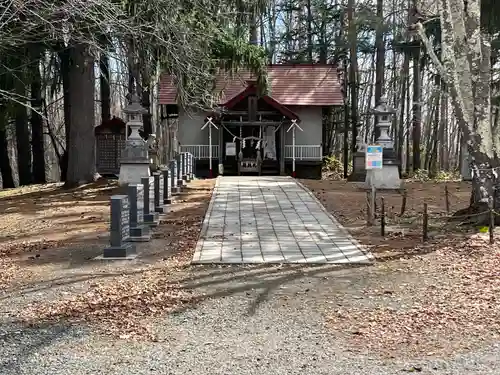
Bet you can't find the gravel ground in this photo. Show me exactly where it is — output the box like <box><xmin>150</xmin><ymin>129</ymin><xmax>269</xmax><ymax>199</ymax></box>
<box><xmin>1</xmin><ymin>179</ymin><xmax>498</xmax><ymax>374</ymax></box>
<box><xmin>1</xmin><ymin>264</ymin><xmax>499</xmax><ymax>375</ymax></box>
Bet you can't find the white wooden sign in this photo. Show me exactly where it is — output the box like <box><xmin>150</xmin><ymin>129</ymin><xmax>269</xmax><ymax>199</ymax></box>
<box><xmin>365</xmin><ymin>145</ymin><xmax>383</xmax><ymax>169</ymax></box>
<box><xmin>226</xmin><ymin>142</ymin><xmax>236</xmax><ymax>156</ymax></box>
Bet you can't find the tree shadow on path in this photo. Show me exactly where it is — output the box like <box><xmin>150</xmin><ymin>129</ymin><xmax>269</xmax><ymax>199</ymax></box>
<box><xmin>0</xmin><ymin>322</ymin><xmax>79</xmax><ymax>373</ymax></box>
<box><xmin>179</xmin><ymin>243</ymin><xmax>440</xmax><ymax>316</ymax></box>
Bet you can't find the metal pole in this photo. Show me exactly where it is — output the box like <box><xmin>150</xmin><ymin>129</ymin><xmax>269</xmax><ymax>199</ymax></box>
<box><xmin>208</xmin><ymin>124</ymin><xmax>213</xmax><ymax>178</ymax></box>
<box><xmin>292</xmin><ymin>127</ymin><xmax>296</xmax><ymax>178</ymax></box>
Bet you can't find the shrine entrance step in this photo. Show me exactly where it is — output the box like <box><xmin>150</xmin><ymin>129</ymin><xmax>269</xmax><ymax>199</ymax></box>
<box><xmin>261</xmin><ymin>160</ymin><xmax>279</xmax><ymax>175</ymax></box>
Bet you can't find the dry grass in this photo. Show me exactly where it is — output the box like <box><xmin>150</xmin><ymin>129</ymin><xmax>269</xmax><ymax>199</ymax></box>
<box><xmin>0</xmin><ymin>179</ymin><xmax>120</xmax><ymax>290</ymax></box>
<box><xmin>302</xmin><ymin>179</ymin><xmax>471</xmax><ymax>226</ymax></box>
<box><xmin>0</xmin><ymin>179</ymin><xmax>117</xmax><ymax>255</ymax></box>
<box><xmin>302</xmin><ymin>178</ymin><xmax>500</xmax><ymax>358</ymax></box>
<box><xmin>302</xmin><ymin>179</ymin><xmax>473</xmax><ymax>256</ymax></box>
<box><xmin>0</xmin><ymin>178</ymin><xmax>215</xmax><ymax>339</ymax></box>
<box><xmin>4</xmin><ymin>177</ymin><xmax>500</xmax><ymax>357</ymax></box>
<box><xmin>329</xmin><ymin>235</ymin><xmax>500</xmax><ymax>358</ymax></box>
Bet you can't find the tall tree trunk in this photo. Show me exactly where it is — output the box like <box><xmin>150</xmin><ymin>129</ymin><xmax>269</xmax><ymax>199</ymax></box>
<box><xmin>441</xmin><ymin>0</ymin><xmax>494</xmax><ymax>210</ymax></box>
<box><xmin>318</xmin><ymin>21</ymin><xmax>327</xmax><ymax>64</ymax></box>
<box><xmin>141</xmin><ymin>85</ymin><xmax>152</xmax><ymax>137</ymax></box>
<box><xmin>100</xmin><ymin>52</ymin><xmax>111</xmax><ymax>123</ymax></box>
<box><xmin>347</xmin><ymin>0</ymin><xmax>358</xmax><ymax>157</ymax></box>
<box><xmin>249</xmin><ymin>6</ymin><xmax>258</xmax><ymax>45</ymax></box>
<box><xmin>439</xmin><ymin>81</ymin><xmax>449</xmax><ymax>170</ymax></box>
<box><xmin>267</xmin><ymin>1</ymin><xmax>277</xmax><ymax>62</ymax></box>
<box><xmin>306</xmin><ymin>0</ymin><xmax>313</xmax><ymax>62</ymax></box>
<box><xmin>343</xmin><ymin>63</ymin><xmax>349</xmax><ymax>178</ymax></box>
<box><xmin>127</xmin><ymin>38</ymin><xmax>137</xmax><ymax>96</ymax></box>
<box><xmin>397</xmin><ymin>51</ymin><xmax>410</xmax><ymax>166</ymax></box>
<box><xmin>14</xmin><ymin>69</ymin><xmax>32</xmax><ymax>186</ymax></box>
<box><xmin>424</xmin><ymin>94</ymin><xmax>438</xmax><ymax>173</ymax></box>
<box><xmin>364</xmin><ymin>54</ymin><xmax>376</xmax><ymax>142</ymax></box>
<box><xmin>318</xmin><ymin>7</ymin><xmax>331</xmax><ymax>157</ymax></box>
<box><xmin>428</xmin><ymin>74</ymin><xmax>441</xmax><ymax>176</ymax></box>
<box><xmin>0</xmin><ymin>110</ymin><xmax>15</xmax><ymax>188</ymax></box>
<box><xmin>416</xmin><ymin>0</ymin><xmax>495</xmax><ymax>219</ymax></box>
<box><xmin>59</xmin><ymin>47</ymin><xmax>71</xmax><ymax>181</ymax></box>
<box><xmin>411</xmin><ymin>44</ymin><xmax>422</xmax><ymax>171</ymax></box>
<box><xmin>65</xmin><ymin>44</ymin><xmax>97</xmax><ymax>187</ymax></box>
<box><xmin>30</xmin><ymin>47</ymin><xmax>46</xmax><ymax>184</ymax></box>
<box><xmin>405</xmin><ymin>72</ymin><xmax>411</xmax><ymax>174</ymax></box>
<box><xmin>374</xmin><ymin>0</ymin><xmax>385</xmax><ymax>140</ymax></box>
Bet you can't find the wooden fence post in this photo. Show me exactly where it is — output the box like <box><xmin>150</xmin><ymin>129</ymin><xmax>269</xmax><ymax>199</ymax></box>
<box><xmin>366</xmin><ymin>191</ymin><xmax>372</xmax><ymax>226</ymax></box>
<box><xmin>444</xmin><ymin>184</ymin><xmax>450</xmax><ymax>214</ymax></box>
<box><xmin>489</xmin><ymin>196</ymin><xmax>495</xmax><ymax>245</ymax></box>
<box><xmin>400</xmin><ymin>190</ymin><xmax>407</xmax><ymax>216</ymax></box>
<box><xmin>423</xmin><ymin>202</ymin><xmax>428</xmax><ymax>242</ymax></box>
<box><xmin>371</xmin><ymin>185</ymin><xmax>376</xmax><ymax>225</ymax></box>
<box><xmin>381</xmin><ymin>197</ymin><xmax>385</xmax><ymax>237</ymax></box>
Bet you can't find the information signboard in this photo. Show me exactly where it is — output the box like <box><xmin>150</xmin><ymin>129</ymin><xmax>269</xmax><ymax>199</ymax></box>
<box><xmin>366</xmin><ymin>145</ymin><xmax>383</xmax><ymax>169</ymax></box>
<box><xmin>226</xmin><ymin>142</ymin><xmax>236</xmax><ymax>156</ymax></box>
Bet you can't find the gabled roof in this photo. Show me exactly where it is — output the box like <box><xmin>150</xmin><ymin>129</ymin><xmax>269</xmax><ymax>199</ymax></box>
<box><xmin>159</xmin><ymin>64</ymin><xmax>344</xmax><ymax>106</ymax></box>
<box><xmin>222</xmin><ymin>84</ymin><xmax>300</xmax><ymax>120</ymax></box>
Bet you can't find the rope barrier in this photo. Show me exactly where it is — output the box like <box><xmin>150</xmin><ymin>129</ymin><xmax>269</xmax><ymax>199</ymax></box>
<box><xmin>428</xmin><ymin>210</ymin><xmax>490</xmax><ymax>221</ymax></box>
<box><xmin>372</xmin><ymin>209</ymin><xmax>491</xmax><ymax>223</ymax></box>
<box><xmin>362</xmin><ymin>181</ymin><xmax>499</xmax><ymax>245</ymax></box>
<box><xmin>220</xmin><ymin>118</ymin><xmax>285</xmax><ymax>150</ymax></box>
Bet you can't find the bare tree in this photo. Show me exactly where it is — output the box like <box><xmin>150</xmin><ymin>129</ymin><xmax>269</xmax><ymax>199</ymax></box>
<box><xmin>415</xmin><ymin>0</ymin><xmax>495</xmax><ymax>214</ymax></box>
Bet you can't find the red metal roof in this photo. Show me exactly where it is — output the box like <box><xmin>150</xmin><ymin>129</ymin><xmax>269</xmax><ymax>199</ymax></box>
<box><xmin>159</xmin><ymin>64</ymin><xmax>344</xmax><ymax>106</ymax></box>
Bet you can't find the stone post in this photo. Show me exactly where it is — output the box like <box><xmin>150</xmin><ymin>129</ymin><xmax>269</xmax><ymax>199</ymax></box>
<box><xmin>127</xmin><ymin>184</ymin><xmax>151</xmax><ymax>242</ymax></box>
<box><xmin>169</xmin><ymin>159</ymin><xmax>181</xmax><ymax>195</ymax></box>
<box><xmin>142</xmin><ymin>176</ymin><xmax>159</xmax><ymax>226</ymax></box>
<box><xmin>153</xmin><ymin>172</ymin><xmax>166</xmax><ymax>214</ymax></box>
<box><xmin>182</xmin><ymin>152</ymin><xmax>189</xmax><ymax>182</ymax></box>
<box><xmin>161</xmin><ymin>167</ymin><xmax>172</xmax><ymax>204</ymax></box>
<box><xmin>175</xmin><ymin>154</ymin><xmax>184</xmax><ymax>188</ymax></box>
<box><xmin>118</xmin><ymin>94</ymin><xmax>150</xmax><ymax>185</ymax></box>
<box><xmin>103</xmin><ymin>195</ymin><xmax>136</xmax><ymax>258</ymax></box>
<box><xmin>191</xmin><ymin>153</ymin><xmax>196</xmax><ymax>179</ymax></box>
<box><xmin>187</xmin><ymin>153</ymin><xmax>194</xmax><ymax>180</ymax></box>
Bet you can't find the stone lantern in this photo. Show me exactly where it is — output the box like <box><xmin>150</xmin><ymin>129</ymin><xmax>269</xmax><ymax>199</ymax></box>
<box><xmin>373</xmin><ymin>97</ymin><xmax>395</xmax><ymax>148</ymax></box>
<box><xmin>118</xmin><ymin>94</ymin><xmax>151</xmax><ymax>185</ymax></box>
<box><xmin>364</xmin><ymin>97</ymin><xmax>401</xmax><ymax>189</ymax></box>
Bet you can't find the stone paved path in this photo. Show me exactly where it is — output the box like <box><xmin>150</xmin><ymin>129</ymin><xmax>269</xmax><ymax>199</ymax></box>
<box><xmin>192</xmin><ymin>176</ymin><xmax>372</xmax><ymax>264</ymax></box>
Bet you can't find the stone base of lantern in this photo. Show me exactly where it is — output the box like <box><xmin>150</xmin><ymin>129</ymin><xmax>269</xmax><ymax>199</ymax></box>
<box><xmin>347</xmin><ymin>152</ymin><xmax>367</xmax><ymax>182</ymax></box>
<box><xmin>364</xmin><ymin>165</ymin><xmax>401</xmax><ymax>190</ymax></box>
<box><xmin>119</xmin><ymin>162</ymin><xmax>151</xmax><ymax>186</ymax></box>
